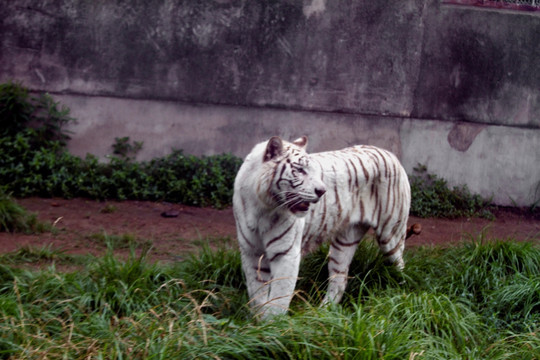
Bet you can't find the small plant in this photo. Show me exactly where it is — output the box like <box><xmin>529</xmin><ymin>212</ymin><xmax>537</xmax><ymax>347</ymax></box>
<box><xmin>87</xmin><ymin>232</ymin><xmax>149</xmax><ymax>250</ymax></box>
<box><xmin>99</xmin><ymin>203</ymin><xmax>118</xmax><ymax>214</ymax></box>
<box><xmin>112</xmin><ymin>136</ymin><xmax>143</xmax><ymax>160</ymax></box>
<box><xmin>409</xmin><ymin>164</ymin><xmax>493</xmax><ymax>218</ymax></box>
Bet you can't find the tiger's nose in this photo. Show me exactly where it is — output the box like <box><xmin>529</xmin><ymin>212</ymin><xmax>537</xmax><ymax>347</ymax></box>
<box><xmin>315</xmin><ymin>187</ymin><xmax>326</xmax><ymax>198</ymax></box>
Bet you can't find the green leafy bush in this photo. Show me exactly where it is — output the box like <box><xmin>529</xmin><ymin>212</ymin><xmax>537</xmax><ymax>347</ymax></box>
<box><xmin>0</xmin><ymin>81</ymin><xmax>74</xmax><ymax>148</ymax></box>
<box><xmin>0</xmin><ymin>82</ymin><xmax>242</xmax><ymax>208</ymax></box>
<box><xmin>2</xmin><ymin>82</ymin><xmax>496</xmax><ymax>215</ymax></box>
<box><xmin>112</xmin><ymin>136</ymin><xmax>143</xmax><ymax>160</ymax></box>
<box><xmin>409</xmin><ymin>164</ymin><xmax>493</xmax><ymax>218</ymax></box>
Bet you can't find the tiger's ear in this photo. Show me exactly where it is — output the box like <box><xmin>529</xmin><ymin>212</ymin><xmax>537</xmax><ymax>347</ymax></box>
<box><xmin>292</xmin><ymin>136</ymin><xmax>308</xmax><ymax>149</ymax></box>
<box><xmin>264</xmin><ymin>136</ymin><xmax>284</xmax><ymax>162</ymax></box>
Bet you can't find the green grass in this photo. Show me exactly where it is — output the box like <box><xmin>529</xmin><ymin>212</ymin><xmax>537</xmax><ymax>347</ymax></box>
<box><xmin>0</xmin><ymin>192</ymin><xmax>48</xmax><ymax>233</ymax></box>
<box><xmin>99</xmin><ymin>203</ymin><xmax>118</xmax><ymax>214</ymax></box>
<box><xmin>0</xmin><ymin>237</ymin><xmax>538</xmax><ymax>359</ymax></box>
<box><xmin>86</xmin><ymin>232</ymin><xmax>151</xmax><ymax>250</ymax></box>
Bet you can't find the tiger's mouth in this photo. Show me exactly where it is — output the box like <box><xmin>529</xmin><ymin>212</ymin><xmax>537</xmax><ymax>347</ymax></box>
<box><xmin>290</xmin><ymin>201</ymin><xmax>311</xmax><ymax>213</ymax></box>
<box><xmin>283</xmin><ymin>192</ymin><xmax>322</xmax><ymax>214</ymax></box>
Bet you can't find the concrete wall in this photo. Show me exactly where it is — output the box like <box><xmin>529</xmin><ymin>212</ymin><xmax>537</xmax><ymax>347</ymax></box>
<box><xmin>1</xmin><ymin>0</ymin><xmax>539</xmax><ymax>206</ymax></box>
<box><xmin>415</xmin><ymin>3</ymin><xmax>540</xmax><ymax>127</ymax></box>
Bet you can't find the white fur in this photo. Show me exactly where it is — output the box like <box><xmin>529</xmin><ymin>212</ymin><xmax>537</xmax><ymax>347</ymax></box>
<box><xmin>233</xmin><ymin>137</ymin><xmax>411</xmax><ymax>319</ymax></box>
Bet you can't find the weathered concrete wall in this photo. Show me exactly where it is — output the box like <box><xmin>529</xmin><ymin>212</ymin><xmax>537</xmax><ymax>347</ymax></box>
<box><xmin>414</xmin><ymin>3</ymin><xmax>540</xmax><ymax>127</ymax></box>
<box><xmin>0</xmin><ymin>0</ymin><xmax>427</xmax><ymax>115</ymax></box>
<box><xmin>401</xmin><ymin>120</ymin><xmax>540</xmax><ymax>206</ymax></box>
<box><xmin>54</xmin><ymin>94</ymin><xmax>405</xmax><ymax>159</ymax></box>
<box><xmin>1</xmin><ymin>0</ymin><xmax>539</xmax><ymax>206</ymax></box>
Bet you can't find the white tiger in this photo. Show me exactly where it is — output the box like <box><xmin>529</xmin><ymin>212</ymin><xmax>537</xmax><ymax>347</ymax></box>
<box><xmin>233</xmin><ymin>136</ymin><xmax>420</xmax><ymax>318</ymax></box>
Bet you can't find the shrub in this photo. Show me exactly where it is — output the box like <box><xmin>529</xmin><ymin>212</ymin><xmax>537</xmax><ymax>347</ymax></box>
<box><xmin>409</xmin><ymin>164</ymin><xmax>493</xmax><ymax>218</ymax></box>
<box><xmin>0</xmin><ymin>81</ymin><xmax>74</xmax><ymax>148</ymax></box>
<box><xmin>111</xmin><ymin>136</ymin><xmax>143</xmax><ymax>160</ymax></box>
<box><xmin>0</xmin><ymin>82</ymin><xmax>242</xmax><ymax>208</ymax></box>
<box><xmin>1</xmin><ymin>82</ymin><xmax>497</xmax><ymax>215</ymax></box>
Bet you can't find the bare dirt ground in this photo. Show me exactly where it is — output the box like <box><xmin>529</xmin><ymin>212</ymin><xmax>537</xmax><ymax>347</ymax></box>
<box><xmin>1</xmin><ymin>198</ymin><xmax>539</xmax><ymax>263</ymax></box>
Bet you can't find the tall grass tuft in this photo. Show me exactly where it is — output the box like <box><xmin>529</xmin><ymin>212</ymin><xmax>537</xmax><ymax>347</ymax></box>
<box><xmin>0</xmin><ymin>238</ymin><xmax>538</xmax><ymax>359</ymax></box>
<box><xmin>484</xmin><ymin>330</ymin><xmax>540</xmax><ymax>360</ymax></box>
<box><xmin>177</xmin><ymin>242</ymin><xmax>249</xmax><ymax>319</ymax></box>
<box><xmin>0</xmin><ymin>191</ymin><xmax>45</xmax><ymax>233</ymax></box>
<box><xmin>404</xmin><ymin>235</ymin><xmax>540</xmax><ymax>333</ymax></box>
<box><xmin>85</xmin><ymin>245</ymin><xmax>174</xmax><ymax>317</ymax></box>
<box><xmin>297</xmin><ymin>240</ymin><xmax>403</xmax><ymax>305</ymax></box>
<box><xmin>490</xmin><ymin>274</ymin><xmax>540</xmax><ymax>329</ymax></box>
<box><xmin>180</xmin><ymin>241</ymin><xmax>244</xmax><ymax>289</ymax></box>
<box><xmin>447</xmin><ymin>238</ymin><xmax>540</xmax><ymax>319</ymax></box>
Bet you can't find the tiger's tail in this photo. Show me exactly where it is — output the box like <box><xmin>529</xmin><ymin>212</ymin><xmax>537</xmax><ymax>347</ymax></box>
<box><xmin>406</xmin><ymin>223</ymin><xmax>422</xmax><ymax>239</ymax></box>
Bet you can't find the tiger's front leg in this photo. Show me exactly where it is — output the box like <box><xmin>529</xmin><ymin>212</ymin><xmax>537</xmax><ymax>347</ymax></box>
<box><xmin>240</xmin><ymin>250</ymin><xmax>271</xmax><ymax>311</ymax></box>
<box><xmin>258</xmin><ymin>222</ymin><xmax>304</xmax><ymax>318</ymax></box>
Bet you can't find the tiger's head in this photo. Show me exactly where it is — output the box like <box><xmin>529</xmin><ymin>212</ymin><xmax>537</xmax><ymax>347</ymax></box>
<box><xmin>263</xmin><ymin>136</ymin><xmax>326</xmax><ymax>216</ymax></box>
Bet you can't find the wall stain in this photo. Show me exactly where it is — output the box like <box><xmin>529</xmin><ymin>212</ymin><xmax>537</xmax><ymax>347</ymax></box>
<box><xmin>447</xmin><ymin>122</ymin><xmax>486</xmax><ymax>152</ymax></box>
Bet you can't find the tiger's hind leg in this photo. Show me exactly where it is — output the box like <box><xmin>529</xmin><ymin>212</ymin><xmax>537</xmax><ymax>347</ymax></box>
<box><xmin>322</xmin><ymin>225</ymin><xmax>370</xmax><ymax>305</ymax></box>
<box><xmin>375</xmin><ymin>218</ymin><xmax>408</xmax><ymax>269</ymax></box>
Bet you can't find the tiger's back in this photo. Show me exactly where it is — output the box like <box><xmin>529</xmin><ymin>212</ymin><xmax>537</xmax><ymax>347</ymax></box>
<box><xmin>302</xmin><ymin>145</ymin><xmax>411</xmax><ymax>268</ymax></box>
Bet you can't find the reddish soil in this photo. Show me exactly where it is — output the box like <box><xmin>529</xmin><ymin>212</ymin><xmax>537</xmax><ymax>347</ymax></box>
<box><xmin>1</xmin><ymin>198</ymin><xmax>538</xmax><ymax>263</ymax></box>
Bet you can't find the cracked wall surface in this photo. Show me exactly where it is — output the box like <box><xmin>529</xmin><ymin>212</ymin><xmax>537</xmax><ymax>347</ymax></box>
<box><xmin>1</xmin><ymin>0</ymin><xmax>539</xmax><ymax>206</ymax></box>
